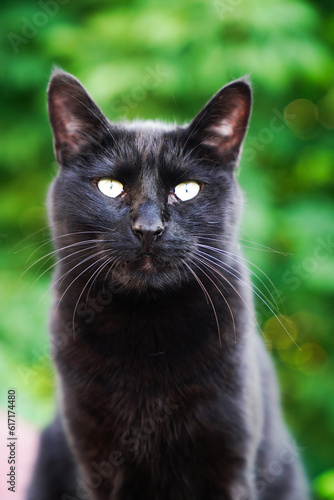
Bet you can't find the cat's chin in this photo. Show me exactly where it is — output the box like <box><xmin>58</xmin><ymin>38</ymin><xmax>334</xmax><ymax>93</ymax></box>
<box><xmin>107</xmin><ymin>256</ymin><xmax>184</xmax><ymax>294</ymax></box>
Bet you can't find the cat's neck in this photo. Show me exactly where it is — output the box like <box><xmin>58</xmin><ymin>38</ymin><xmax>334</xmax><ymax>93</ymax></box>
<box><xmin>53</xmin><ymin>268</ymin><xmax>249</xmax><ymax>361</ymax></box>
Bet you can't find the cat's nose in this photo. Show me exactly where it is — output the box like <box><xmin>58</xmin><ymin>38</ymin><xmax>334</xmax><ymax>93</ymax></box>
<box><xmin>132</xmin><ymin>220</ymin><xmax>164</xmax><ymax>243</ymax></box>
<box><xmin>131</xmin><ymin>201</ymin><xmax>165</xmax><ymax>245</ymax></box>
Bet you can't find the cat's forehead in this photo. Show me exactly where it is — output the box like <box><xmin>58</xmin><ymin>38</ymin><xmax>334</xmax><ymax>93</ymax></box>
<box><xmin>120</xmin><ymin>120</ymin><xmax>177</xmax><ymax>133</ymax></box>
<box><xmin>112</xmin><ymin>120</ymin><xmax>185</xmax><ymax>168</ymax></box>
<box><xmin>122</xmin><ymin>119</ymin><xmax>176</xmax><ymax>133</ymax></box>
<box><xmin>122</xmin><ymin>120</ymin><xmax>179</xmax><ymax>153</ymax></box>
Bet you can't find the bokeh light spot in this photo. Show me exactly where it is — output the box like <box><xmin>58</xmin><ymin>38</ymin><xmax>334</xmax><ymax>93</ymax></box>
<box><xmin>284</xmin><ymin>98</ymin><xmax>318</xmax><ymax>139</ymax></box>
<box><xmin>318</xmin><ymin>88</ymin><xmax>334</xmax><ymax>129</ymax></box>
<box><xmin>264</xmin><ymin>315</ymin><xmax>298</xmax><ymax>351</ymax></box>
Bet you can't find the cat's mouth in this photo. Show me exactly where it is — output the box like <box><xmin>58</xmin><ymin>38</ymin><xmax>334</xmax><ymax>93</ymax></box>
<box><xmin>110</xmin><ymin>249</ymin><xmax>187</xmax><ymax>292</ymax></box>
<box><xmin>136</xmin><ymin>253</ymin><xmax>155</xmax><ymax>272</ymax></box>
<box><xmin>125</xmin><ymin>252</ymin><xmax>170</xmax><ymax>274</ymax></box>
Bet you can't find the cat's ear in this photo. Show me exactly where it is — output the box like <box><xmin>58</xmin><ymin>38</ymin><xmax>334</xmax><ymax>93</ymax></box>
<box><xmin>187</xmin><ymin>79</ymin><xmax>252</xmax><ymax>166</ymax></box>
<box><xmin>47</xmin><ymin>68</ymin><xmax>109</xmax><ymax>165</ymax></box>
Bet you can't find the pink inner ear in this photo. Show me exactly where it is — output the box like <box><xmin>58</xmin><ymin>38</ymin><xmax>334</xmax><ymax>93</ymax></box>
<box><xmin>52</xmin><ymin>94</ymin><xmax>89</xmax><ymax>155</ymax></box>
<box><xmin>214</xmin><ymin>120</ymin><xmax>234</xmax><ymax>137</ymax></box>
<box><xmin>204</xmin><ymin>100</ymin><xmax>249</xmax><ymax>151</ymax></box>
<box><xmin>56</xmin><ymin>119</ymin><xmax>87</xmax><ymax>154</ymax></box>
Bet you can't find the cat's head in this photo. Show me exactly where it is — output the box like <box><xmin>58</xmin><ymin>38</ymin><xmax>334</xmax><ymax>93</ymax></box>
<box><xmin>47</xmin><ymin>69</ymin><xmax>251</xmax><ymax>295</ymax></box>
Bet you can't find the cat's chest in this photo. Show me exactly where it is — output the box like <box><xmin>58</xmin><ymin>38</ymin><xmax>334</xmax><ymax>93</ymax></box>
<box><xmin>56</xmin><ymin>323</ymin><xmax>216</xmax><ymax>403</ymax></box>
<box><xmin>53</xmin><ymin>303</ymin><xmax>245</xmax><ymax>471</ymax></box>
<box><xmin>57</xmin><ymin>330</ymin><xmax>223</xmax><ymax>463</ymax></box>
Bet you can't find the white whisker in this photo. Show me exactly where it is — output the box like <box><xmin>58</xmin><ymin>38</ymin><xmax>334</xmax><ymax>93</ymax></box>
<box><xmin>189</xmin><ymin>257</ymin><xmax>236</xmax><ymax>345</ymax></box>
<box><xmin>72</xmin><ymin>254</ymin><xmax>117</xmax><ymax>334</ymax></box>
<box><xmin>32</xmin><ymin>250</ymin><xmax>110</xmax><ymax>315</ymax></box>
<box><xmin>197</xmin><ymin>245</ymin><xmax>280</xmax><ymax>312</ymax></box>
<box><xmin>194</xmin><ymin>251</ymin><xmax>300</xmax><ymax>350</ymax></box>
<box><xmin>182</xmin><ymin>260</ymin><xmax>222</xmax><ymax>347</ymax></box>
<box><xmin>54</xmin><ymin>250</ymin><xmax>112</xmax><ymax>315</ymax></box>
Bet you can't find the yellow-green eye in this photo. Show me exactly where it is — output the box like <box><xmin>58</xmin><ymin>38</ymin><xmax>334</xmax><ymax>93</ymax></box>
<box><xmin>174</xmin><ymin>181</ymin><xmax>200</xmax><ymax>202</ymax></box>
<box><xmin>97</xmin><ymin>178</ymin><xmax>124</xmax><ymax>198</ymax></box>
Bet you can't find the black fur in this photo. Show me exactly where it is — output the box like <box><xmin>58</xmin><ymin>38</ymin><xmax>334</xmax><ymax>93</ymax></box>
<box><xmin>27</xmin><ymin>70</ymin><xmax>309</xmax><ymax>500</ymax></box>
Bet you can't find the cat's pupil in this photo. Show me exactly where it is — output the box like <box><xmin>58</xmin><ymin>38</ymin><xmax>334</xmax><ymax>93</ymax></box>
<box><xmin>97</xmin><ymin>178</ymin><xmax>124</xmax><ymax>198</ymax></box>
<box><xmin>174</xmin><ymin>181</ymin><xmax>200</xmax><ymax>201</ymax></box>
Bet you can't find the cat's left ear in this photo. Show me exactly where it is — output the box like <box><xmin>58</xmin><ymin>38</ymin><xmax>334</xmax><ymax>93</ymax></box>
<box><xmin>187</xmin><ymin>79</ymin><xmax>252</xmax><ymax>166</ymax></box>
<box><xmin>47</xmin><ymin>68</ymin><xmax>110</xmax><ymax>165</ymax></box>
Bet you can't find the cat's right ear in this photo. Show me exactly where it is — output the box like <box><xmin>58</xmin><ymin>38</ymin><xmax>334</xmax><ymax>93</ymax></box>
<box><xmin>47</xmin><ymin>69</ymin><xmax>109</xmax><ymax>165</ymax></box>
<box><xmin>186</xmin><ymin>79</ymin><xmax>252</xmax><ymax>167</ymax></box>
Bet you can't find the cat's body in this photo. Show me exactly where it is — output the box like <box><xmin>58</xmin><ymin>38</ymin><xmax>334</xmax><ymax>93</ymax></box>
<box><xmin>27</xmin><ymin>71</ymin><xmax>309</xmax><ymax>500</ymax></box>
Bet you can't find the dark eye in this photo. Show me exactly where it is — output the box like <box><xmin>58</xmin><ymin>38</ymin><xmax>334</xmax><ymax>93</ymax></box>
<box><xmin>174</xmin><ymin>181</ymin><xmax>200</xmax><ymax>201</ymax></box>
<box><xmin>97</xmin><ymin>178</ymin><xmax>124</xmax><ymax>198</ymax></box>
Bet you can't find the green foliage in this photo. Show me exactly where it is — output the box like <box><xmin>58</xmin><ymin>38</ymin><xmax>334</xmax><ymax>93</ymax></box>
<box><xmin>1</xmin><ymin>0</ymin><xmax>333</xmax><ymax>495</ymax></box>
<box><xmin>314</xmin><ymin>470</ymin><xmax>334</xmax><ymax>499</ymax></box>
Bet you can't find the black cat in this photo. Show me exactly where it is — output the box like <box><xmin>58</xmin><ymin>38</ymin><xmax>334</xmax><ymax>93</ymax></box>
<box><xmin>27</xmin><ymin>70</ymin><xmax>310</xmax><ymax>500</ymax></box>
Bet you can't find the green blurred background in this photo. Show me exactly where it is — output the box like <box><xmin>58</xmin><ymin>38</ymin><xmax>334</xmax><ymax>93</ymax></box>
<box><xmin>1</xmin><ymin>0</ymin><xmax>333</xmax><ymax>497</ymax></box>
